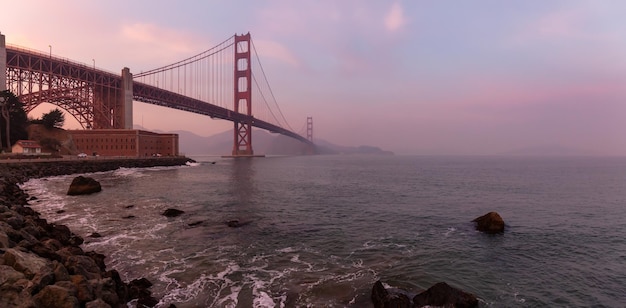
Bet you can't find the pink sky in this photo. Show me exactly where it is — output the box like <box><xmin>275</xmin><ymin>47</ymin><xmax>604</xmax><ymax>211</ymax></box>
<box><xmin>3</xmin><ymin>0</ymin><xmax>626</xmax><ymax>155</ymax></box>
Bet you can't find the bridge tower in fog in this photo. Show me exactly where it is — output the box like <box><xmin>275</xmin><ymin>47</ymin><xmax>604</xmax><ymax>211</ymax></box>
<box><xmin>307</xmin><ymin>116</ymin><xmax>313</xmax><ymax>142</ymax></box>
<box><xmin>232</xmin><ymin>33</ymin><xmax>254</xmax><ymax>156</ymax></box>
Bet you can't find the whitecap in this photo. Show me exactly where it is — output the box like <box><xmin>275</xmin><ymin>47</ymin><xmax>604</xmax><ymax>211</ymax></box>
<box><xmin>113</xmin><ymin>167</ymin><xmax>145</xmax><ymax>178</ymax></box>
<box><xmin>444</xmin><ymin>227</ymin><xmax>457</xmax><ymax>236</ymax></box>
<box><xmin>253</xmin><ymin>290</ymin><xmax>276</xmax><ymax>308</ymax></box>
<box><xmin>276</xmin><ymin>247</ymin><xmax>296</xmax><ymax>253</ymax></box>
<box><xmin>289</xmin><ymin>254</ymin><xmax>315</xmax><ymax>271</ymax></box>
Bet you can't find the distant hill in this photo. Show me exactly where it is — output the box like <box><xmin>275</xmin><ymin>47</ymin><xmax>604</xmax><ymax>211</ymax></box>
<box><xmin>502</xmin><ymin>145</ymin><xmax>598</xmax><ymax>156</ymax></box>
<box><xmin>166</xmin><ymin>129</ymin><xmax>307</xmax><ymax>155</ymax></box>
<box><xmin>313</xmin><ymin>139</ymin><xmax>394</xmax><ymax>155</ymax></box>
<box><xmin>138</xmin><ymin>126</ymin><xmax>394</xmax><ymax>156</ymax></box>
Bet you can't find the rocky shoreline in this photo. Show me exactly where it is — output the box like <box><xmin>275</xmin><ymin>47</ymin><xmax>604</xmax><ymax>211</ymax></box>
<box><xmin>0</xmin><ymin>157</ymin><xmax>193</xmax><ymax>307</ymax></box>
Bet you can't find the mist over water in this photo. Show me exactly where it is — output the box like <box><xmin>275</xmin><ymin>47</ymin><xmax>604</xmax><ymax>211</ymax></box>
<box><xmin>22</xmin><ymin>155</ymin><xmax>626</xmax><ymax>307</ymax></box>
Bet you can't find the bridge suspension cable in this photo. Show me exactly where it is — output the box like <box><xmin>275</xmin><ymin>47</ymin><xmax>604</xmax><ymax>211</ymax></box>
<box><xmin>133</xmin><ymin>36</ymin><xmax>236</xmax><ymax>111</ymax></box>
<box><xmin>250</xmin><ymin>38</ymin><xmax>295</xmax><ymax>132</ymax></box>
<box><xmin>132</xmin><ymin>33</ymin><xmax>298</xmax><ymax>133</ymax></box>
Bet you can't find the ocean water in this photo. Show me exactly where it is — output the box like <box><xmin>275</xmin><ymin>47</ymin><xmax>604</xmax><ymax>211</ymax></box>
<box><xmin>21</xmin><ymin>155</ymin><xmax>626</xmax><ymax>307</ymax></box>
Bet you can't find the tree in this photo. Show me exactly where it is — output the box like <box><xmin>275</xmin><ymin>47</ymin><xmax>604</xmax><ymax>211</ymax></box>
<box><xmin>41</xmin><ymin>108</ymin><xmax>65</xmax><ymax>129</ymax></box>
<box><xmin>39</xmin><ymin>137</ymin><xmax>62</xmax><ymax>153</ymax></box>
<box><xmin>0</xmin><ymin>90</ymin><xmax>28</xmax><ymax>150</ymax></box>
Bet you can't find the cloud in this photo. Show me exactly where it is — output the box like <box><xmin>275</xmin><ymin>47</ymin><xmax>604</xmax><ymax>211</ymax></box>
<box><xmin>120</xmin><ymin>23</ymin><xmax>200</xmax><ymax>54</ymax></box>
<box><xmin>117</xmin><ymin>22</ymin><xmax>220</xmax><ymax>71</ymax></box>
<box><xmin>384</xmin><ymin>2</ymin><xmax>408</xmax><ymax>32</ymax></box>
<box><xmin>509</xmin><ymin>5</ymin><xmax>625</xmax><ymax>46</ymax></box>
<box><xmin>252</xmin><ymin>39</ymin><xmax>300</xmax><ymax>67</ymax></box>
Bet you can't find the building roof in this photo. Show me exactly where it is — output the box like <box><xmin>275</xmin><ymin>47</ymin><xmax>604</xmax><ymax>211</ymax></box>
<box><xmin>14</xmin><ymin>140</ymin><xmax>42</xmax><ymax>148</ymax></box>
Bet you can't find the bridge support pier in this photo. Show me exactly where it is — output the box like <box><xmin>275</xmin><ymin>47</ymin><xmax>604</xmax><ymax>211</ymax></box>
<box><xmin>121</xmin><ymin>67</ymin><xmax>133</xmax><ymax>129</ymax></box>
<box><xmin>91</xmin><ymin>67</ymin><xmax>133</xmax><ymax>129</ymax></box>
<box><xmin>1</xmin><ymin>32</ymin><xmax>6</xmax><ymax>91</ymax></box>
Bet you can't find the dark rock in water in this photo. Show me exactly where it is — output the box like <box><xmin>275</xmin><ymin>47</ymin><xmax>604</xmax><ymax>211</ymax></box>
<box><xmin>226</xmin><ymin>220</ymin><xmax>251</xmax><ymax>228</ymax></box>
<box><xmin>29</xmin><ymin>196</ymin><xmax>38</xmax><ymax>201</ymax></box>
<box><xmin>371</xmin><ymin>280</ymin><xmax>411</xmax><ymax>308</ymax></box>
<box><xmin>56</xmin><ymin>209</ymin><xmax>66</xmax><ymax>214</ymax></box>
<box><xmin>124</xmin><ymin>205</ymin><xmax>134</xmax><ymax>209</ymax></box>
<box><xmin>130</xmin><ymin>277</ymin><xmax>153</xmax><ymax>289</ymax></box>
<box><xmin>162</xmin><ymin>208</ymin><xmax>185</xmax><ymax>217</ymax></box>
<box><xmin>48</xmin><ymin>223</ymin><xmax>72</xmax><ymax>246</ymax></box>
<box><xmin>188</xmin><ymin>220</ymin><xmax>203</xmax><ymax>227</ymax></box>
<box><xmin>472</xmin><ymin>211</ymin><xmax>505</xmax><ymax>234</ymax></box>
<box><xmin>86</xmin><ymin>251</ymin><xmax>107</xmax><ymax>272</ymax></box>
<box><xmin>122</xmin><ymin>215</ymin><xmax>135</xmax><ymax>219</ymax></box>
<box><xmin>138</xmin><ymin>296</ymin><xmax>159</xmax><ymax>308</ymax></box>
<box><xmin>129</xmin><ymin>278</ymin><xmax>158</xmax><ymax>307</ymax></box>
<box><xmin>89</xmin><ymin>232</ymin><xmax>102</xmax><ymax>238</ymax></box>
<box><xmin>67</xmin><ymin>176</ymin><xmax>102</xmax><ymax>196</ymax></box>
<box><xmin>412</xmin><ymin>282</ymin><xmax>478</xmax><ymax>308</ymax></box>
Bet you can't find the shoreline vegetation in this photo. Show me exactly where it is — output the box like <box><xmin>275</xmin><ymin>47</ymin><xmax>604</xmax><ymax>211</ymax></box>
<box><xmin>0</xmin><ymin>156</ymin><xmax>193</xmax><ymax>307</ymax></box>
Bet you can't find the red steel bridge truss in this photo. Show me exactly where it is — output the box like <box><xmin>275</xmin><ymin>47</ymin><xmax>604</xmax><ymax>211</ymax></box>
<box><xmin>2</xmin><ymin>33</ymin><xmax>313</xmax><ymax>155</ymax></box>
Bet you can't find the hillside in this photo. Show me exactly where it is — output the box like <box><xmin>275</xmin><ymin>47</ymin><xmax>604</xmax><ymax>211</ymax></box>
<box><xmin>168</xmin><ymin>128</ymin><xmax>394</xmax><ymax>156</ymax></box>
<box><xmin>26</xmin><ymin>124</ymin><xmax>78</xmax><ymax>154</ymax></box>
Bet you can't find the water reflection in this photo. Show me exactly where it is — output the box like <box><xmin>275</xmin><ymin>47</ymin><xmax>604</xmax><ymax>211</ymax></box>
<box><xmin>225</xmin><ymin>158</ymin><xmax>259</xmax><ymax>224</ymax></box>
<box><xmin>230</xmin><ymin>158</ymin><xmax>257</xmax><ymax>202</ymax></box>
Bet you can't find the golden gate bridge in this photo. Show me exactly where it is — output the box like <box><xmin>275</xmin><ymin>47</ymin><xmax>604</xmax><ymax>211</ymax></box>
<box><xmin>0</xmin><ymin>32</ymin><xmax>314</xmax><ymax>156</ymax></box>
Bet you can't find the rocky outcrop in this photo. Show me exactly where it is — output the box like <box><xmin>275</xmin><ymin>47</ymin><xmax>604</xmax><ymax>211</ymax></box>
<box><xmin>472</xmin><ymin>212</ymin><xmax>505</xmax><ymax>234</ymax></box>
<box><xmin>372</xmin><ymin>280</ymin><xmax>478</xmax><ymax>308</ymax></box>
<box><xmin>0</xmin><ymin>158</ymin><xmax>192</xmax><ymax>307</ymax></box>
<box><xmin>0</xmin><ymin>157</ymin><xmax>194</xmax><ymax>184</ymax></box>
<box><xmin>0</xmin><ymin>179</ymin><xmax>159</xmax><ymax>307</ymax></box>
<box><xmin>67</xmin><ymin>176</ymin><xmax>102</xmax><ymax>196</ymax></box>
<box><xmin>413</xmin><ymin>282</ymin><xmax>478</xmax><ymax>308</ymax></box>
<box><xmin>371</xmin><ymin>280</ymin><xmax>411</xmax><ymax>308</ymax></box>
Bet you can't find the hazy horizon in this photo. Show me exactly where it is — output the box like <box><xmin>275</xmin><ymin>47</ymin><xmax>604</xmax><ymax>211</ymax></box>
<box><xmin>3</xmin><ymin>1</ymin><xmax>626</xmax><ymax>156</ymax></box>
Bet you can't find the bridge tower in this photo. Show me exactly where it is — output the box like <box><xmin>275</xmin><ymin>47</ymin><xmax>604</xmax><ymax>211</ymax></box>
<box><xmin>232</xmin><ymin>33</ymin><xmax>254</xmax><ymax>156</ymax></box>
<box><xmin>307</xmin><ymin>116</ymin><xmax>313</xmax><ymax>142</ymax></box>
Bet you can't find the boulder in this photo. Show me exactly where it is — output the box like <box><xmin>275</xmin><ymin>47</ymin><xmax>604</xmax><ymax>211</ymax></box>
<box><xmin>371</xmin><ymin>280</ymin><xmax>411</xmax><ymax>308</ymax></box>
<box><xmin>32</xmin><ymin>284</ymin><xmax>80</xmax><ymax>308</ymax></box>
<box><xmin>412</xmin><ymin>282</ymin><xmax>478</xmax><ymax>308</ymax></box>
<box><xmin>0</xmin><ymin>264</ymin><xmax>26</xmax><ymax>286</ymax></box>
<box><xmin>67</xmin><ymin>176</ymin><xmax>102</xmax><ymax>196</ymax></box>
<box><xmin>71</xmin><ymin>275</ymin><xmax>95</xmax><ymax>303</ymax></box>
<box><xmin>92</xmin><ymin>277</ymin><xmax>121</xmax><ymax>307</ymax></box>
<box><xmin>3</xmin><ymin>248</ymin><xmax>51</xmax><ymax>279</ymax></box>
<box><xmin>472</xmin><ymin>211</ymin><xmax>505</xmax><ymax>234</ymax></box>
<box><xmin>64</xmin><ymin>255</ymin><xmax>102</xmax><ymax>280</ymax></box>
<box><xmin>85</xmin><ymin>298</ymin><xmax>113</xmax><ymax>308</ymax></box>
<box><xmin>129</xmin><ymin>277</ymin><xmax>158</xmax><ymax>306</ymax></box>
<box><xmin>162</xmin><ymin>208</ymin><xmax>184</xmax><ymax>217</ymax></box>
<box><xmin>85</xmin><ymin>251</ymin><xmax>107</xmax><ymax>272</ymax></box>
